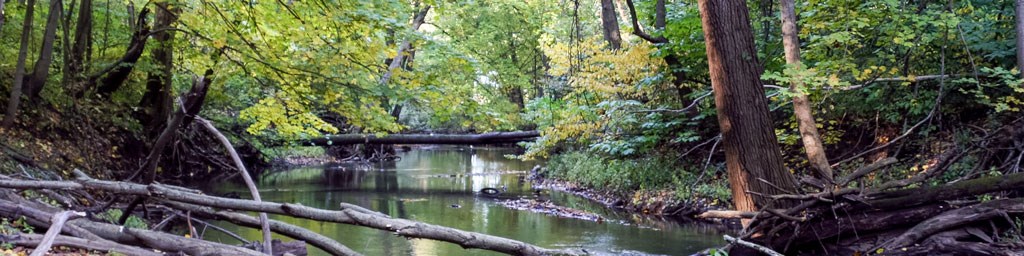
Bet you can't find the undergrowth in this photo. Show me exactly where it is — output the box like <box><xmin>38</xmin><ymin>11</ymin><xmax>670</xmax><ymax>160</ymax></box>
<box><xmin>546</xmin><ymin>151</ymin><xmax>731</xmax><ymax>207</ymax></box>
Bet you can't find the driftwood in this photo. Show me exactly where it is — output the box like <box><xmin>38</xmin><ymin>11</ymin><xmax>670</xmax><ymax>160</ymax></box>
<box><xmin>0</xmin><ymin>171</ymin><xmax>582</xmax><ymax>256</ymax></box>
<box><xmin>305</xmin><ymin>131</ymin><xmax>540</xmax><ymax>146</ymax></box>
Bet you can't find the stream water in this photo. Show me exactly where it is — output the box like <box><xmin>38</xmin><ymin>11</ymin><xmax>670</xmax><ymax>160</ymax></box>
<box><xmin>203</xmin><ymin>146</ymin><xmax>727</xmax><ymax>255</ymax></box>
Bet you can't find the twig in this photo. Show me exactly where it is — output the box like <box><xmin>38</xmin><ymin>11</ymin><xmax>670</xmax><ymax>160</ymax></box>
<box><xmin>723</xmin><ymin>235</ymin><xmax>785</xmax><ymax>256</ymax></box>
<box><xmin>169</xmin><ymin>210</ymin><xmax>250</xmax><ymax>244</ymax></box>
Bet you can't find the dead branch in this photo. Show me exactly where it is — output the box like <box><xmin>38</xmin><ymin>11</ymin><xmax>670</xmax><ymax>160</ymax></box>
<box><xmin>836</xmin><ymin>157</ymin><xmax>898</xmax><ymax>186</ymax></box>
<box><xmin>31</xmin><ymin>211</ymin><xmax>84</xmax><ymax>256</ymax></box>
<box><xmin>879</xmin><ymin>198</ymin><xmax>1024</xmax><ymax>251</ymax></box>
<box><xmin>163</xmin><ymin>201</ymin><xmax>361</xmax><ymax>256</ymax></box>
<box><xmin>6</xmin><ymin>233</ymin><xmax>161</xmax><ymax>256</ymax></box>
<box><xmin>698</xmin><ymin>210</ymin><xmax>757</xmax><ymax>219</ymax></box>
<box><xmin>0</xmin><ymin>197</ymin><xmax>263</xmax><ymax>255</ymax></box>
<box><xmin>0</xmin><ymin>171</ymin><xmax>582</xmax><ymax>256</ymax></box>
<box><xmin>197</xmin><ymin>116</ymin><xmax>272</xmax><ymax>254</ymax></box>
<box><xmin>724</xmin><ymin>235</ymin><xmax>784</xmax><ymax>256</ymax></box>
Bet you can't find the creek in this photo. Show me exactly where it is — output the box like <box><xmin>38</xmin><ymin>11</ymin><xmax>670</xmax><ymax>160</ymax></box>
<box><xmin>203</xmin><ymin>145</ymin><xmax>726</xmax><ymax>255</ymax></box>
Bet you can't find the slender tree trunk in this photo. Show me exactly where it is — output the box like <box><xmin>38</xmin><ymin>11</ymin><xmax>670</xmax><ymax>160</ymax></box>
<box><xmin>655</xmin><ymin>0</ymin><xmax>666</xmax><ymax>29</ymax></box>
<box><xmin>379</xmin><ymin>5</ymin><xmax>430</xmax><ymax>120</ymax></box>
<box><xmin>69</xmin><ymin>0</ymin><xmax>94</xmax><ymax>86</ymax></box>
<box><xmin>2</xmin><ymin>0</ymin><xmax>37</xmax><ymax>128</ymax></box>
<box><xmin>139</xmin><ymin>2</ymin><xmax>178</xmax><ymax>136</ymax></box>
<box><xmin>1016</xmin><ymin>0</ymin><xmax>1024</xmax><ymax>78</ymax></box>
<box><xmin>25</xmin><ymin>0</ymin><xmax>63</xmax><ymax>100</ymax></box>
<box><xmin>697</xmin><ymin>0</ymin><xmax>799</xmax><ymax>216</ymax></box>
<box><xmin>600</xmin><ymin>0</ymin><xmax>621</xmax><ymax>49</ymax></box>
<box><xmin>781</xmin><ymin>0</ymin><xmax>833</xmax><ymax>181</ymax></box>
<box><xmin>379</xmin><ymin>6</ymin><xmax>430</xmax><ymax>86</ymax></box>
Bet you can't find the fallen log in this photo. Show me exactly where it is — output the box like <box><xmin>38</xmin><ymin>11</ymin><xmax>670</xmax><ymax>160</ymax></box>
<box><xmin>162</xmin><ymin>201</ymin><xmax>361</xmax><ymax>256</ymax></box>
<box><xmin>879</xmin><ymin>198</ymin><xmax>1024</xmax><ymax>251</ymax></box>
<box><xmin>304</xmin><ymin>131</ymin><xmax>540</xmax><ymax>146</ymax></box>
<box><xmin>6</xmin><ymin>233</ymin><xmax>161</xmax><ymax>256</ymax></box>
<box><xmin>0</xmin><ymin>171</ymin><xmax>582</xmax><ymax>256</ymax></box>
<box><xmin>0</xmin><ymin>198</ymin><xmax>263</xmax><ymax>256</ymax></box>
<box><xmin>31</xmin><ymin>211</ymin><xmax>84</xmax><ymax>256</ymax></box>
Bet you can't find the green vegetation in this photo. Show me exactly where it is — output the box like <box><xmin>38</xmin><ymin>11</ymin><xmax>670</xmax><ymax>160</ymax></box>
<box><xmin>547</xmin><ymin>151</ymin><xmax>730</xmax><ymax>206</ymax></box>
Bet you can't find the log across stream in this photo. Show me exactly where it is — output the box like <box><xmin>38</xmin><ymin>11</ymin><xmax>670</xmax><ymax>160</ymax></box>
<box><xmin>201</xmin><ymin>145</ymin><xmax>729</xmax><ymax>255</ymax></box>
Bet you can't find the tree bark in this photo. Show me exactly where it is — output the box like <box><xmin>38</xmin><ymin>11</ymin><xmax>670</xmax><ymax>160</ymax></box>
<box><xmin>25</xmin><ymin>0</ymin><xmax>62</xmax><ymax>100</ymax></box>
<box><xmin>697</xmin><ymin>0</ymin><xmax>799</xmax><ymax>216</ymax></box>
<box><xmin>139</xmin><ymin>2</ymin><xmax>178</xmax><ymax>136</ymax></box>
<box><xmin>2</xmin><ymin>0</ymin><xmax>37</xmax><ymax>128</ymax></box>
<box><xmin>600</xmin><ymin>0</ymin><xmax>622</xmax><ymax>49</ymax></box>
<box><xmin>1017</xmin><ymin>0</ymin><xmax>1024</xmax><ymax>78</ymax></box>
<box><xmin>68</xmin><ymin>0</ymin><xmax>93</xmax><ymax>87</ymax></box>
<box><xmin>306</xmin><ymin>131</ymin><xmax>540</xmax><ymax>146</ymax></box>
<box><xmin>781</xmin><ymin>0</ymin><xmax>833</xmax><ymax>181</ymax></box>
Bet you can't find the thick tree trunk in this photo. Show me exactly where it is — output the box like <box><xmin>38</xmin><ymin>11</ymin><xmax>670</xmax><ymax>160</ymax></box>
<box><xmin>600</xmin><ymin>0</ymin><xmax>621</xmax><ymax>49</ymax></box>
<box><xmin>781</xmin><ymin>0</ymin><xmax>833</xmax><ymax>181</ymax></box>
<box><xmin>697</xmin><ymin>0</ymin><xmax>799</xmax><ymax>214</ymax></box>
<box><xmin>25</xmin><ymin>0</ymin><xmax>63</xmax><ymax>100</ymax></box>
<box><xmin>1017</xmin><ymin>0</ymin><xmax>1024</xmax><ymax>78</ymax></box>
<box><xmin>306</xmin><ymin>131</ymin><xmax>540</xmax><ymax>146</ymax></box>
<box><xmin>68</xmin><ymin>0</ymin><xmax>93</xmax><ymax>87</ymax></box>
<box><xmin>2</xmin><ymin>0</ymin><xmax>36</xmax><ymax>128</ymax></box>
<box><xmin>139</xmin><ymin>2</ymin><xmax>178</xmax><ymax>136</ymax></box>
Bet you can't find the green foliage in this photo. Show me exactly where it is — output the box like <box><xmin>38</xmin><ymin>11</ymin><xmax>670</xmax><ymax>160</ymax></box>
<box><xmin>98</xmin><ymin>209</ymin><xmax>148</xmax><ymax>229</ymax></box>
<box><xmin>954</xmin><ymin>67</ymin><xmax>1024</xmax><ymax>113</ymax></box>
<box><xmin>546</xmin><ymin>151</ymin><xmax>730</xmax><ymax>205</ymax></box>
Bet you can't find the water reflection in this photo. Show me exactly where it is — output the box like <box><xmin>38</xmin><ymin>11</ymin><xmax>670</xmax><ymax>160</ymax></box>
<box><xmin>204</xmin><ymin>146</ymin><xmax>725</xmax><ymax>255</ymax></box>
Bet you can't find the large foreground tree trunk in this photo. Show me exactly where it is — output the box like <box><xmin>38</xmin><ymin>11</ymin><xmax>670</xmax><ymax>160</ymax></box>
<box><xmin>781</xmin><ymin>0</ymin><xmax>833</xmax><ymax>181</ymax></box>
<box><xmin>697</xmin><ymin>0</ymin><xmax>799</xmax><ymax>214</ymax></box>
<box><xmin>2</xmin><ymin>0</ymin><xmax>37</xmax><ymax>128</ymax></box>
<box><xmin>25</xmin><ymin>0</ymin><xmax>63</xmax><ymax>100</ymax></box>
